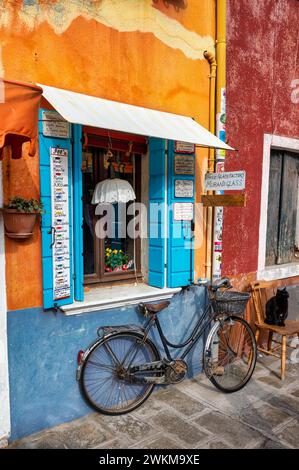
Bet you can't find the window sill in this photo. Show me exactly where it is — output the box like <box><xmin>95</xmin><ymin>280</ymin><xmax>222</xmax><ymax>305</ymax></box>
<box><xmin>258</xmin><ymin>261</ymin><xmax>299</xmax><ymax>281</ymax></box>
<box><xmin>60</xmin><ymin>284</ymin><xmax>181</xmax><ymax>316</ymax></box>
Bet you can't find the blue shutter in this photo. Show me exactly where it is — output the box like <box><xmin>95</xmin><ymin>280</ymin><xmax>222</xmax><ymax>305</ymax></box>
<box><xmin>148</xmin><ymin>138</ymin><xmax>166</xmax><ymax>288</ymax></box>
<box><xmin>39</xmin><ymin>109</ymin><xmax>74</xmax><ymax>309</ymax></box>
<box><xmin>72</xmin><ymin>124</ymin><xmax>84</xmax><ymax>301</ymax></box>
<box><xmin>167</xmin><ymin>140</ymin><xmax>195</xmax><ymax>287</ymax></box>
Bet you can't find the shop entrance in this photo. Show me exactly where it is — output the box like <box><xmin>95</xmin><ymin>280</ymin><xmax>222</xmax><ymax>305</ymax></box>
<box><xmin>82</xmin><ymin>130</ymin><xmax>146</xmax><ymax>286</ymax></box>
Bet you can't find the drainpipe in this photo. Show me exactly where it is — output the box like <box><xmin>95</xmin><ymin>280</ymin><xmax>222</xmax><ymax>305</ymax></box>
<box><xmin>212</xmin><ymin>0</ymin><xmax>226</xmax><ymax>279</ymax></box>
<box><xmin>203</xmin><ymin>50</ymin><xmax>217</xmax><ymax>280</ymax></box>
<box><xmin>216</xmin><ymin>0</ymin><xmax>226</xmax><ymax>121</ymax></box>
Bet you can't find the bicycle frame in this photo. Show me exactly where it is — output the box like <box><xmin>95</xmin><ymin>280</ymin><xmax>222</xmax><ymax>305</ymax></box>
<box><xmin>142</xmin><ymin>287</ymin><xmax>221</xmax><ymax>363</ymax></box>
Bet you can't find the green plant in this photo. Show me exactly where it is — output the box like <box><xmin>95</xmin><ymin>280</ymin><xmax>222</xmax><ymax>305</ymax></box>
<box><xmin>105</xmin><ymin>248</ymin><xmax>129</xmax><ymax>269</ymax></box>
<box><xmin>5</xmin><ymin>196</ymin><xmax>43</xmax><ymax>214</ymax></box>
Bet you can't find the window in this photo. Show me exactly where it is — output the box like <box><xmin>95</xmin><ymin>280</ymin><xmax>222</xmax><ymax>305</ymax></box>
<box><xmin>82</xmin><ymin>143</ymin><xmax>142</xmax><ymax>285</ymax></box>
<box><xmin>266</xmin><ymin>149</ymin><xmax>299</xmax><ymax>266</ymax></box>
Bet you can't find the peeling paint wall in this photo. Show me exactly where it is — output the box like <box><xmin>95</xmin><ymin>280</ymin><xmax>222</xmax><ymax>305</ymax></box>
<box><xmin>0</xmin><ymin>0</ymin><xmax>216</xmax><ymax>310</ymax></box>
<box><xmin>222</xmin><ymin>0</ymin><xmax>299</xmax><ymax>277</ymax></box>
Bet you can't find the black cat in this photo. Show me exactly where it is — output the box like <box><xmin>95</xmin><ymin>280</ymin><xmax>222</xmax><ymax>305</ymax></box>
<box><xmin>265</xmin><ymin>287</ymin><xmax>289</xmax><ymax>327</ymax></box>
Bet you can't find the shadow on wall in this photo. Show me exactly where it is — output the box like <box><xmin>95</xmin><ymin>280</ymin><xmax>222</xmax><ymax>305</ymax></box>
<box><xmin>7</xmin><ymin>285</ymin><xmax>208</xmax><ymax>441</ymax></box>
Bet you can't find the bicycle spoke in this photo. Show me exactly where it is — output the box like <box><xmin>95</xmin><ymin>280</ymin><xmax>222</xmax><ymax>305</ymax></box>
<box><xmin>103</xmin><ymin>341</ymin><xmax>121</xmax><ymax>367</ymax></box>
<box><xmin>85</xmin><ymin>360</ymin><xmax>116</xmax><ymax>373</ymax></box>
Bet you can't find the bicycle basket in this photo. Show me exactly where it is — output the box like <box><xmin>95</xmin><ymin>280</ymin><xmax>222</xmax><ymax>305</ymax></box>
<box><xmin>213</xmin><ymin>290</ymin><xmax>251</xmax><ymax>316</ymax></box>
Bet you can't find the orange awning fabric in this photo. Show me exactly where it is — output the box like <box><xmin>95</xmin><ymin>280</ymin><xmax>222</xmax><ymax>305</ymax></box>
<box><xmin>0</xmin><ymin>78</ymin><xmax>42</xmax><ymax>160</ymax></box>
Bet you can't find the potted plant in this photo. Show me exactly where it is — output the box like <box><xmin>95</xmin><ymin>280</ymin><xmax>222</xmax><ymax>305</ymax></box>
<box><xmin>105</xmin><ymin>248</ymin><xmax>132</xmax><ymax>272</ymax></box>
<box><xmin>1</xmin><ymin>196</ymin><xmax>43</xmax><ymax>239</ymax></box>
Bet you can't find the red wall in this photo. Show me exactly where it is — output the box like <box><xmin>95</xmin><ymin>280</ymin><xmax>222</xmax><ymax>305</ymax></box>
<box><xmin>222</xmin><ymin>0</ymin><xmax>299</xmax><ymax>276</ymax></box>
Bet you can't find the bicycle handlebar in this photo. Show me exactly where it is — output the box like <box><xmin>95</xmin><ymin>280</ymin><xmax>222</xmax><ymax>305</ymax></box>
<box><xmin>196</xmin><ymin>277</ymin><xmax>233</xmax><ymax>291</ymax></box>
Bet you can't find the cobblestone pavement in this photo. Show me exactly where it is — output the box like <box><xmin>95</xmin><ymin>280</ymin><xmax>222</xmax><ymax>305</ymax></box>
<box><xmin>8</xmin><ymin>355</ymin><xmax>299</xmax><ymax>449</ymax></box>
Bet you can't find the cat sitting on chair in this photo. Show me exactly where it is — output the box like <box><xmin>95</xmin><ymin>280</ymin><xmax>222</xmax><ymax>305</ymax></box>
<box><xmin>264</xmin><ymin>287</ymin><xmax>289</xmax><ymax>327</ymax></box>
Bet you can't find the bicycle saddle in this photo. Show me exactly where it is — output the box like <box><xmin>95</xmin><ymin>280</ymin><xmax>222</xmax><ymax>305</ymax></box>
<box><xmin>139</xmin><ymin>300</ymin><xmax>170</xmax><ymax>315</ymax></box>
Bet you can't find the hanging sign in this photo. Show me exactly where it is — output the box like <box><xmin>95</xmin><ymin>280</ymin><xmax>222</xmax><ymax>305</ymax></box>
<box><xmin>174</xmin><ymin>202</ymin><xmax>194</xmax><ymax>221</ymax></box>
<box><xmin>175</xmin><ymin>141</ymin><xmax>195</xmax><ymax>154</ymax></box>
<box><xmin>175</xmin><ymin>179</ymin><xmax>194</xmax><ymax>198</ymax></box>
<box><xmin>50</xmin><ymin>147</ymin><xmax>71</xmax><ymax>300</ymax></box>
<box><xmin>174</xmin><ymin>154</ymin><xmax>195</xmax><ymax>175</ymax></box>
<box><xmin>200</xmin><ymin>194</ymin><xmax>246</xmax><ymax>207</ymax></box>
<box><xmin>204</xmin><ymin>171</ymin><xmax>246</xmax><ymax>191</ymax></box>
<box><xmin>42</xmin><ymin>110</ymin><xmax>70</xmax><ymax>139</ymax></box>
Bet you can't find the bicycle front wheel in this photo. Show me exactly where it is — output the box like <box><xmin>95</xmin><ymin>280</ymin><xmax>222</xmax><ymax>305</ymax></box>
<box><xmin>203</xmin><ymin>316</ymin><xmax>257</xmax><ymax>393</ymax></box>
<box><xmin>80</xmin><ymin>332</ymin><xmax>160</xmax><ymax>415</ymax></box>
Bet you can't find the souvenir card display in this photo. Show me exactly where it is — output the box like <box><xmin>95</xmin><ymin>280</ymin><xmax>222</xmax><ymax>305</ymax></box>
<box><xmin>50</xmin><ymin>147</ymin><xmax>71</xmax><ymax>300</ymax></box>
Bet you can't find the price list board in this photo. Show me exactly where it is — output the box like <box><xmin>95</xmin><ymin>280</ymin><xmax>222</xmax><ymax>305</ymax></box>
<box><xmin>50</xmin><ymin>147</ymin><xmax>71</xmax><ymax>301</ymax></box>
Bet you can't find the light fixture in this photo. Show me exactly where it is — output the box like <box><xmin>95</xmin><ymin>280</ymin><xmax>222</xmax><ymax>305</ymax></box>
<box><xmin>91</xmin><ymin>178</ymin><xmax>136</xmax><ymax>204</ymax></box>
<box><xmin>91</xmin><ymin>148</ymin><xmax>136</xmax><ymax>204</ymax></box>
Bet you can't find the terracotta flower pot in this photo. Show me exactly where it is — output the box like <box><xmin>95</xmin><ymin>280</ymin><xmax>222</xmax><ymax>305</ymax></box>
<box><xmin>2</xmin><ymin>209</ymin><xmax>38</xmax><ymax>238</ymax></box>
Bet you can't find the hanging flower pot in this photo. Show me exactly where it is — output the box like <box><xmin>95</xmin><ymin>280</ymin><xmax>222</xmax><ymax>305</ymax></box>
<box><xmin>2</xmin><ymin>196</ymin><xmax>43</xmax><ymax>239</ymax></box>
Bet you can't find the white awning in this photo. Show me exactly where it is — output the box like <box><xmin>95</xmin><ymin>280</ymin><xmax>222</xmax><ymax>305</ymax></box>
<box><xmin>38</xmin><ymin>83</ymin><xmax>233</xmax><ymax>151</ymax></box>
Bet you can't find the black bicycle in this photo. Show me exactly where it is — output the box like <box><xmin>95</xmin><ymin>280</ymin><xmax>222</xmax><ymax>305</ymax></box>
<box><xmin>77</xmin><ymin>278</ymin><xmax>257</xmax><ymax>415</ymax></box>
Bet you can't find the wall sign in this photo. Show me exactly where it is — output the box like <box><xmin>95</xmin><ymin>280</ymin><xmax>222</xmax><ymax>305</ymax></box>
<box><xmin>50</xmin><ymin>147</ymin><xmax>71</xmax><ymax>300</ymax></box>
<box><xmin>200</xmin><ymin>194</ymin><xmax>246</xmax><ymax>207</ymax></box>
<box><xmin>175</xmin><ymin>179</ymin><xmax>194</xmax><ymax>198</ymax></box>
<box><xmin>174</xmin><ymin>202</ymin><xmax>194</xmax><ymax>221</ymax></box>
<box><xmin>174</xmin><ymin>154</ymin><xmax>195</xmax><ymax>175</ymax></box>
<box><xmin>175</xmin><ymin>141</ymin><xmax>195</xmax><ymax>154</ymax></box>
<box><xmin>204</xmin><ymin>171</ymin><xmax>246</xmax><ymax>191</ymax></box>
<box><xmin>42</xmin><ymin>110</ymin><xmax>70</xmax><ymax>139</ymax></box>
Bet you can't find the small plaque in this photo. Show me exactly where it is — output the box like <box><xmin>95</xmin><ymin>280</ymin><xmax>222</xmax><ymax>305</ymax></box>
<box><xmin>175</xmin><ymin>141</ymin><xmax>195</xmax><ymax>154</ymax></box>
<box><xmin>174</xmin><ymin>202</ymin><xmax>194</xmax><ymax>221</ymax></box>
<box><xmin>175</xmin><ymin>179</ymin><xmax>194</xmax><ymax>198</ymax></box>
<box><xmin>174</xmin><ymin>155</ymin><xmax>195</xmax><ymax>175</ymax></box>
<box><xmin>42</xmin><ymin>110</ymin><xmax>70</xmax><ymax>139</ymax></box>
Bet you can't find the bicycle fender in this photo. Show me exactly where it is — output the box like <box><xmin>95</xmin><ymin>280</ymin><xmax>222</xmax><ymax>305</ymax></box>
<box><xmin>97</xmin><ymin>324</ymin><xmax>145</xmax><ymax>338</ymax></box>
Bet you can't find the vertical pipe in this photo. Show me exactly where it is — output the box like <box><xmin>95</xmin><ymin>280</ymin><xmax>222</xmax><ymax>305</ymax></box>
<box><xmin>203</xmin><ymin>51</ymin><xmax>217</xmax><ymax>280</ymax></box>
<box><xmin>216</xmin><ymin>0</ymin><xmax>226</xmax><ymax>118</ymax></box>
<box><xmin>212</xmin><ymin>0</ymin><xmax>226</xmax><ymax>279</ymax></box>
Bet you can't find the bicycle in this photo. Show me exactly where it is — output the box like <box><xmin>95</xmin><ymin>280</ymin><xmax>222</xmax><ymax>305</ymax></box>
<box><xmin>76</xmin><ymin>277</ymin><xmax>257</xmax><ymax>415</ymax></box>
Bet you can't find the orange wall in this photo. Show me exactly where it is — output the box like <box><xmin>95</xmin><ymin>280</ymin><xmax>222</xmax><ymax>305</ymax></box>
<box><xmin>0</xmin><ymin>0</ymin><xmax>215</xmax><ymax>310</ymax></box>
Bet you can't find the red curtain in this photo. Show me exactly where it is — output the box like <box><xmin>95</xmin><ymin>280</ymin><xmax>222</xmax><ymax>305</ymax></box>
<box><xmin>0</xmin><ymin>78</ymin><xmax>42</xmax><ymax>159</ymax></box>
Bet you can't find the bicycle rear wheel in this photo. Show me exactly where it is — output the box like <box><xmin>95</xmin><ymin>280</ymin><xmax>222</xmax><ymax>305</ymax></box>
<box><xmin>80</xmin><ymin>331</ymin><xmax>160</xmax><ymax>415</ymax></box>
<box><xmin>203</xmin><ymin>316</ymin><xmax>257</xmax><ymax>393</ymax></box>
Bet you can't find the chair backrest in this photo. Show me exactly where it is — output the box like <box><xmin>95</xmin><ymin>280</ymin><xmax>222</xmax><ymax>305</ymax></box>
<box><xmin>250</xmin><ymin>280</ymin><xmax>277</xmax><ymax>325</ymax></box>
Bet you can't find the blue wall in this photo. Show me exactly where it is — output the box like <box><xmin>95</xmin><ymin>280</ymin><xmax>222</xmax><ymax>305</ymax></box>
<box><xmin>7</xmin><ymin>285</ymin><xmax>207</xmax><ymax>441</ymax></box>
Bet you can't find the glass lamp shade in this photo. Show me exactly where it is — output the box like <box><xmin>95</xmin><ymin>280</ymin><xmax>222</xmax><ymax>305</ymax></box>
<box><xmin>91</xmin><ymin>178</ymin><xmax>136</xmax><ymax>204</ymax></box>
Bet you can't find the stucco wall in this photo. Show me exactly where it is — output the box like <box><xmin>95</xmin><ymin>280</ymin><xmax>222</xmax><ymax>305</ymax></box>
<box><xmin>222</xmin><ymin>0</ymin><xmax>299</xmax><ymax>276</ymax></box>
<box><xmin>8</xmin><ymin>285</ymin><xmax>207</xmax><ymax>441</ymax></box>
<box><xmin>0</xmin><ymin>0</ymin><xmax>215</xmax><ymax>310</ymax></box>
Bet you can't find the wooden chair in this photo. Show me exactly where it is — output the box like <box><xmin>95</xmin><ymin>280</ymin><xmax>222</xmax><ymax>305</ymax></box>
<box><xmin>250</xmin><ymin>280</ymin><xmax>299</xmax><ymax>380</ymax></box>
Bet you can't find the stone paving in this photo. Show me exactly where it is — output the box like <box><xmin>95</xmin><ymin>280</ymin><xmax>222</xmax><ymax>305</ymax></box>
<box><xmin>8</xmin><ymin>354</ymin><xmax>299</xmax><ymax>449</ymax></box>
